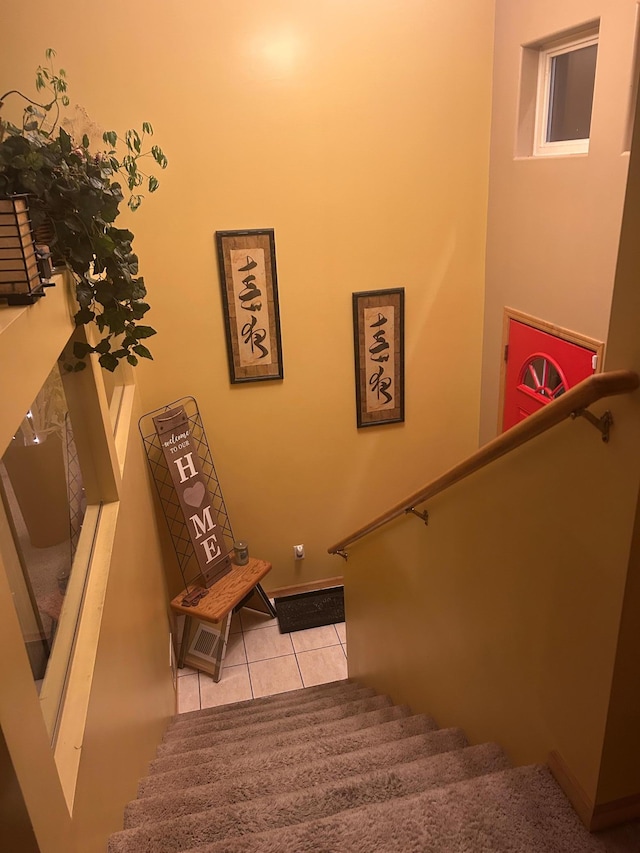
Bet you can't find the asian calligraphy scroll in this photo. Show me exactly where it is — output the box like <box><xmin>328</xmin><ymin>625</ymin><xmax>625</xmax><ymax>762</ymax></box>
<box><xmin>215</xmin><ymin>229</ymin><xmax>284</xmax><ymax>383</ymax></box>
<box><xmin>353</xmin><ymin>288</ymin><xmax>405</xmax><ymax>428</ymax></box>
<box><xmin>153</xmin><ymin>406</ymin><xmax>232</xmax><ymax>587</ymax></box>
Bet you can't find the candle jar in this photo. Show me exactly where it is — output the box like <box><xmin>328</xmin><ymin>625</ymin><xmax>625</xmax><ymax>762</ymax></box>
<box><xmin>233</xmin><ymin>541</ymin><xmax>249</xmax><ymax>565</ymax></box>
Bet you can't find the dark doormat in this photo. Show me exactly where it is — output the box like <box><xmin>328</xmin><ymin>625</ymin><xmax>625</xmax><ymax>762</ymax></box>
<box><xmin>274</xmin><ymin>586</ymin><xmax>344</xmax><ymax>633</ymax></box>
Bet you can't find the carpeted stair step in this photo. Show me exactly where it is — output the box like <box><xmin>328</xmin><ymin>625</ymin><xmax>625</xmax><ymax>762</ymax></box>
<box><xmin>127</xmin><ymin>723</ymin><xmax>455</xmax><ymax>827</ymax></box>
<box><xmin>165</xmin><ymin>679</ymin><xmax>365</xmax><ymax>738</ymax></box>
<box><xmin>164</xmin><ymin>682</ymin><xmax>370</xmax><ymax>740</ymax></box>
<box><xmin>160</xmin><ymin>687</ymin><xmax>379</xmax><ymax>748</ymax></box>
<box><xmin>157</xmin><ymin>690</ymin><xmax>391</xmax><ymax>757</ymax></box>
<box><xmin>108</xmin><ymin>742</ymin><xmax>509</xmax><ymax>853</ymax></box>
<box><xmin>174</xmin><ymin>765</ymin><xmax>640</xmax><ymax>853</ymax></box>
<box><xmin>155</xmin><ymin>694</ymin><xmax>393</xmax><ymax>760</ymax></box>
<box><xmin>161</xmin><ymin>686</ymin><xmax>377</xmax><ymax>745</ymax></box>
<box><xmin>151</xmin><ymin>704</ymin><xmax>414</xmax><ymax>774</ymax></box>
<box><xmin>171</xmin><ymin>679</ymin><xmax>354</xmax><ymax>725</ymax></box>
<box><xmin>135</xmin><ymin>722</ymin><xmax>465</xmax><ymax>803</ymax></box>
<box><xmin>114</xmin><ymin>679</ymin><xmax>640</xmax><ymax>853</ymax></box>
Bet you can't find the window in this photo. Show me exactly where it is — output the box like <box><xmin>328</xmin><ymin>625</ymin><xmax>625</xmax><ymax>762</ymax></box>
<box><xmin>534</xmin><ymin>32</ymin><xmax>598</xmax><ymax>156</ymax></box>
<box><xmin>0</xmin><ymin>316</ymin><xmax>125</xmax><ymax>746</ymax></box>
<box><xmin>0</xmin><ymin>358</ymin><xmax>92</xmax><ymax>691</ymax></box>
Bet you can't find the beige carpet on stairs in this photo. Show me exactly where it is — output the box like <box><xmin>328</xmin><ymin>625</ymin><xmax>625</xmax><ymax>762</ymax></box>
<box><xmin>109</xmin><ymin>679</ymin><xmax>640</xmax><ymax>853</ymax></box>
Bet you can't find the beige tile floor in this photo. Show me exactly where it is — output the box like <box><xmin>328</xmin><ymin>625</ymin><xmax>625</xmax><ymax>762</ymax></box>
<box><xmin>176</xmin><ymin>608</ymin><xmax>348</xmax><ymax>714</ymax></box>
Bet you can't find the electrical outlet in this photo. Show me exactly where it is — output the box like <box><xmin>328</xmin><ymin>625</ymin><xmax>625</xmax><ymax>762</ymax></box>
<box><xmin>293</xmin><ymin>544</ymin><xmax>305</xmax><ymax>560</ymax></box>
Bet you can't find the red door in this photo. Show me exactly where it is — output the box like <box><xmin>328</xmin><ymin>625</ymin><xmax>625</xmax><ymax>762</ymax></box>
<box><xmin>502</xmin><ymin>320</ymin><xmax>596</xmax><ymax>432</ymax></box>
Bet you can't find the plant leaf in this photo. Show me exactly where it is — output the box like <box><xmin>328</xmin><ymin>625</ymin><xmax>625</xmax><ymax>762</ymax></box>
<box><xmin>59</xmin><ymin>127</ymin><xmax>72</xmax><ymax>154</ymax></box>
<box><xmin>75</xmin><ymin>306</ymin><xmax>95</xmax><ymax>325</ymax></box>
<box><xmin>131</xmin><ymin>301</ymin><xmax>150</xmax><ymax>319</ymax></box>
<box><xmin>131</xmin><ymin>325</ymin><xmax>156</xmax><ymax>339</ymax></box>
<box><xmin>73</xmin><ymin>341</ymin><xmax>94</xmax><ymax>358</ymax></box>
<box><xmin>98</xmin><ymin>352</ymin><xmax>119</xmax><ymax>372</ymax></box>
<box><xmin>125</xmin><ymin>128</ymin><xmax>142</xmax><ymax>154</ymax></box>
<box><xmin>151</xmin><ymin>145</ymin><xmax>168</xmax><ymax>168</ymax></box>
<box><xmin>133</xmin><ymin>344</ymin><xmax>153</xmax><ymax>360</ymax></box>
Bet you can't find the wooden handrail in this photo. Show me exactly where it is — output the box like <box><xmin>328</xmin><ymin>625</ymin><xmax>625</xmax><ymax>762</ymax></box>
<box><xmin>328</xmin><ymin>369</ymin><xmax>639</xmax><ymax>555</ymax></box>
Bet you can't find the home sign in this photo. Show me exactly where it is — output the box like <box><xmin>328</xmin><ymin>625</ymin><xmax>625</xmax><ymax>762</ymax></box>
<box><xmin>153</xmin><ymin>406</ymin><xmax>232</xmax><ymax>587</ymax></box>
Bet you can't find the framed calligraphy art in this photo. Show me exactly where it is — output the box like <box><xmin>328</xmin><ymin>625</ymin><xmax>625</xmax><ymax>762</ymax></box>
<box><xmin>215</xmin><ymin>228</ymin><xmax>284</xmax><ymax>383</ymax></box>
<box><xmin>352</xmin><ymin>288</ymin><xmax>405</xmax><ymax>428</ymax></box>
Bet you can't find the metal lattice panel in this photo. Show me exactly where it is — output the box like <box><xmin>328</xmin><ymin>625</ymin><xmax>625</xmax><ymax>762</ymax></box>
<box><xmin>139</xmin><ymin>397</ymin><xmax>235</xmax><ymax>590</ymax></box>
<box><xmin>64</xmin><ymin>411</ymin><xmax>84</xmax><ymax>564</ymax></box>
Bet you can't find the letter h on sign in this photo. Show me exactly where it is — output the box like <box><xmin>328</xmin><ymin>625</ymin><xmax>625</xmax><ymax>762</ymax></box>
<box><xmin>174</xmin><ymin>452</ymin><xmax>198</xmax><ymax>484</ymax></box>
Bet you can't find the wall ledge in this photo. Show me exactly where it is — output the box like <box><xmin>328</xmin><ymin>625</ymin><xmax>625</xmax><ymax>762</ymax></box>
<box><xmin>267</xmin><ymin>576</ymin><xmax>344</xmax><ymax>598</ymax></box>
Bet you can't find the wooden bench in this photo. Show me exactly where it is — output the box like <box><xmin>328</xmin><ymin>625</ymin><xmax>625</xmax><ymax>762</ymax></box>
<box><xmin>170</xmin><ymin>556</ymin><xmax>275</xmax><ymax>681</ymax></box>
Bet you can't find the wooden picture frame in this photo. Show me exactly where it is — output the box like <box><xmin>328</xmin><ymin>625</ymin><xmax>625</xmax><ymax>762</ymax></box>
<box><xmin>215</xmin><ymin>228</ymin><xmax>284</xmax><ymax>383</ymax></box>
<box><xmin>352</xmin><ymin>288</ymin><xmax>405</xmax><ymax>428</ymax></box>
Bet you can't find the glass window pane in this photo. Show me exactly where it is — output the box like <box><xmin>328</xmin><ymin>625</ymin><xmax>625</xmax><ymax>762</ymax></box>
<box><xmin>0</xmin><ymin>361</ymin><xmax>86</xmax><ymax>689</ymax></box>
<box><xmin>547</xmin><ymin>43</ymin><xmax>597</xmax><ymax>142</ymax></box>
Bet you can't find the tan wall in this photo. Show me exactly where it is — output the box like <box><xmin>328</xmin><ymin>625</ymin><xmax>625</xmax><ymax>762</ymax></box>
<box><xmin>347</xmin><ymin>60</ymin><xmax>640</xmax><ymax>816</ymax></box>
<box><xmin>0</xmin><ymin>0</ymin><xmax>495</xmax><ymax>593</ymax></box>
<box><xmin>480</xmin><ymin>0</ymin><xmax>638</xmax><ymax>444</ymax></box>
<box><xmin>71</xmin><ymin>387</ymin><xmax>175</xmax><ymax>850</ymax></box>
<box><xmin>1</xmin><ymin>0</ymin><xmax>637</xmax><ymax>840</ymax></box>
<box><xmin>0</xmin><ymin>2</ymin><xmax>496</xmax><ymax>846</ymax></box>
<box><xmin>346</xmin><ymin>394</ymin><xmax>640</xmax><ymax>811</ymax></box>
<box><xmin>0</xmin><ymin>281</ymin><xmax>175</xmax><ymax>852</ymax></box>
<box><xmin>592</xmin><ymin>84</ymin><xmax>640</xmax><ymax>805</ymax></box>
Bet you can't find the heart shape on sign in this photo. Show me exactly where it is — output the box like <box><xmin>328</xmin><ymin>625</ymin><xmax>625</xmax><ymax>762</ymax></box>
<box><xmin>183</xmin><ymin>481</ymin><xmax>206</xmax><ymax>508</ymax></box>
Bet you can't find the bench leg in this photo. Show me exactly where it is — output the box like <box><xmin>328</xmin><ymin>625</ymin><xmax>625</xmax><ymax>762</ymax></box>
<box><xmin>240</xmin><ymin>583</ymin><xmax>277</xmax><ymax>617</ymax></box>
<box><xmin>178</xmin><ymin>614</ymin><xmax>192</xmax><ymax>669</ymax></box>
<box><xmin>212</xmin><ymin>611</ymin><xmax>232</xmax><ymax>683</ymax></box>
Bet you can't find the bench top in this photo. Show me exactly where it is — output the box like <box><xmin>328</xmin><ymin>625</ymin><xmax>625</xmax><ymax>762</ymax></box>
<box><xmin>170</xmin><ymin>557</ymin><xmax>272</xmax><ymax>623</ymax></box>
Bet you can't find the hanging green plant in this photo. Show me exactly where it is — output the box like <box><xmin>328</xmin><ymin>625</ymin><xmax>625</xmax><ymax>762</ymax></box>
<box><xmin>0</xmin><ymin>49</ymin><xmax>168</xmax><ymax>371</ymax></box>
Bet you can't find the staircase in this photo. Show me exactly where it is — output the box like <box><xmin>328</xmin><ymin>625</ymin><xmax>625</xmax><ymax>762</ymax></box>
<box><xmin>109</xmin><ymin>680</ymin><xmax>640</xmax><ymax>852</ymax></box>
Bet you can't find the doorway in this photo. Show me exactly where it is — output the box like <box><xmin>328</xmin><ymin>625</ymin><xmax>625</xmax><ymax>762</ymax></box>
<box><xmin>499</xmin><ymin>309</ymin><xmax>604</xmax><ymax>432</ymax></box>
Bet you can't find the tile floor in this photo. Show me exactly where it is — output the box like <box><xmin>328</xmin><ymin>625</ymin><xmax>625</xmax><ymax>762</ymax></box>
<box><xmin>176</xmin><ymin>607</ymin><xmax>347</xmax><ymax>714</ymax></box>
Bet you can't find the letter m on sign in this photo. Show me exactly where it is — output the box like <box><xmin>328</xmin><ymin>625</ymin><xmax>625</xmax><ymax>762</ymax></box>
<box><xmin>190</xmin><ymin>506</ymin><xmax>214</xmax><ymax>539</ymax></box>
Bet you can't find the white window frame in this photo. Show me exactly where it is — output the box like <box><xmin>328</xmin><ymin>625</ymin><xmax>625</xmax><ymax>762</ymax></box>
<box><xmin>534</xmin><ymin>31</ymin><xmax>598</xmax><ymax>157</ymax></box>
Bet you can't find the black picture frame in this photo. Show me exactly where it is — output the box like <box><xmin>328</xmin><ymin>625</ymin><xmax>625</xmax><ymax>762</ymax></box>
<box><xmin>352</xmin><ymin>288</ymin><xmax>405</xmax><ymax>428</ymax></box>
<box><xmin>215</xmin><ymin>228</ymin><xmax>284</xmax><ymax>383</ymax></box>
